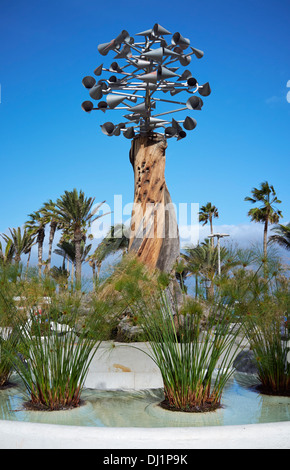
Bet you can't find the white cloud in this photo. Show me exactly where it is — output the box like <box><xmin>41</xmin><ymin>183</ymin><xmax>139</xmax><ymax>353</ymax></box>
<box><xmin>180</xmin><ymin>223</ymin><xmax>264</xmax><ymax>248</ymax></box>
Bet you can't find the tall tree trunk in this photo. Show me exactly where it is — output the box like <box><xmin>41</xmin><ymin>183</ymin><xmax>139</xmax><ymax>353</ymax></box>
<box><xmin>263</xmin><ymin>217</ymin><xmax>268</xmax><ymax>260</ymax></box>
<box><xmin>37</xmin><ymin>229</ymin><xmax>45</xmax><ymax>278</ymax></box>
<box><xmin>26</xmin><ymin>249</ymin><xmax>31</xmax><ymax>270</ymax></box>
<box><xmin>91</xmin><ymin>261</ymin><xmax>96</xmax><ymax>291</ymax></box>
<box><xmin>96</xmin><ymin>263</ymin><xmax>101</xmax><ymax>283</ymax></box>
<box><xmin>128</xmin><ymin>134</ymin><xmax>180</xmax><ymax>274</ymax></box>
<box><xmin>210</xmin><ymin>216</ymin><xmax>214</xmax><ymax>249</ymax></box>
<box><xmin>74</xmin><ymin>228</ymin><xmax>82</xmax><ymax>288</ymax></box>
<box><xmin>25</xmin><ymin>249</ymin><xmax>32</xmax><ymax>279</ymax></box>
<box><xmin>263</xmin><ymin>216</ymin><xmax>269</xmax><ymax>278</ymax></box>
<box><xmin>71</xmin><ymin>262</ymin><xmax>74</xmax><ymax>290</ymax></box>
<box><xmin>47</xmin><ymin>221</ymin><xmax>57</xmax><ymax>271</ymax></box>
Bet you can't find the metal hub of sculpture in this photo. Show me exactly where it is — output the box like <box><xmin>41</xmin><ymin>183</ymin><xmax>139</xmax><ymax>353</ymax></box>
<box><xmin>82</xmin><ymin>23</ymin><xmax>211</xmax><ymax>273</ymax></box>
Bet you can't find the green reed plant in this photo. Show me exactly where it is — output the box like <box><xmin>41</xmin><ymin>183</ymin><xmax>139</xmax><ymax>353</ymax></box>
<box><xmin>110</xmin><ymin>256</ymin><xmax>246</xmax><ymax>412</ymax></box>
<box><xmin>0</xmin><ymin>265</ymin><xmax>20</xmax><ymax>387</ymax></box>
<box><xmin>0</xmin><ymin>332</ymin><xmax>18</xmax><ymax>387</ymax></box>
<box><xmin>245</xmin><ymin>298</ymin><xmax>290</xmax><ymax>396</ymax></box>
<box><xmin>10</xmin><ymin>302</ymin><xmax>105</xmax><ymax>410</ymax></box>
<box><xmin>216</xmin><ymin>251</ymin><xmax>290</xmax><ymax>395</ymax></box>
<box><xmin>0</xmin><ymin>272</ymin><xmax>107</xmax><ymax>410</ymax></box>
<box><xmin>133</xmin><ymin>292</ymin><xmax>246</xmax><ymax>412</ymax></box>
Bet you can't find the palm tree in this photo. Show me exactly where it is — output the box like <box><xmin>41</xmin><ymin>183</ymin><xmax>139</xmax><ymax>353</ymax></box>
<box><xmin>40</xmin><ymin>199</ymin><xmax>62</xmax><ymax>272</ymax></box>
<box><xmin>182</xmin><ymin>239</ymin><xmax>232</xmax><ymax>299</ymax></box>
<box><xmin>54</xmin><ymin>239</ymin><xmax>92</xmax><ymax>289</ymax></box>
<box><xmin>50</xmin><ymin>266</ymin><xmax>69</xmax><ymax>291</ymax></box>
<box><xmin>102</xmin><ymin>224</ymin><xmax>129</xmax><ymax>256</ymax></box>
<box><xmin>269</xmin><ymin>223</ymin><xmax>290</xmax><ymax>251</ymax></box>
<box><xmin>1</xmin><ymin>227</ymin><xmax>35</xmax><ymax>266</ymax></box>
<box><xmin>87</xmin><ymin>224</ymin><xmax>129</xmax><ymax>287</ymax></box>
<box><xmin>53</xmin><ymin>189</ymin><xmax>104</xmax><ymax>287</ymax></box>
<box><xmin>87</xmin><ymin>244</ymin><xmax>107</xmax><ymax>285</ymax></box>
<box><xmin>25</xmin><ymin>211</ymin><xmax>46</xmax><ymax>277</ymax></box>
<box><xmin>245</xmin><ymin>181</ymin><xmax>282</xmax><ymax>259</ymax></box>
<box><xmin>181</xmin><ymin>238</ymin><xmax>241</xmax><ymax>299</ymax></box>
<box><xmin>199</xmin><ymin>203</ymin><xmax>219</xmax><ymax>248</ymax></box>
<box><xmin>0</xmin><ymin>239</ymin><xmax>15</xmax><ymax>265</ymax></box>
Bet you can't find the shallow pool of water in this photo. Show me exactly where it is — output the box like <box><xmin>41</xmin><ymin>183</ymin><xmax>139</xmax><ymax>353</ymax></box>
<box><xmin>1</xmin><ymin>373</ymin><xmax>290</xmax><ymax>428</ymax></box>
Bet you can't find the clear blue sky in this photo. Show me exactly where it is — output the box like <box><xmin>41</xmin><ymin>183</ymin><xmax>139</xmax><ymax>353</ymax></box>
<box><xmin>0</xmin><ymin>0</ymin><xmax>289</xmax><ymax>240</ymax></box>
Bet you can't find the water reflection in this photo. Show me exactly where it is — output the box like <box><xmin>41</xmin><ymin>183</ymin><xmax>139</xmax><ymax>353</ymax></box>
<box><xmin>0</xmin><ymin>373</ymin><xmax>289</xmax><ymax>428</ymax></box>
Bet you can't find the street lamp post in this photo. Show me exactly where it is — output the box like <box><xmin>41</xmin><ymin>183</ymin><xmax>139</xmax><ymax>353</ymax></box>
<box><xmin>208</xmin><ymin>233</ymin><xmax>230</xmax><ymax>276</ymax></box>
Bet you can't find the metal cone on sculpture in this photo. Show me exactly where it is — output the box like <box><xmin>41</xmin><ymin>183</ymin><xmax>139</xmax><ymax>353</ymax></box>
<box><xmin>128</xmin><ymin>101</ymin><xmax>150</xmax><ymax>115</ymax></box>
<box><xmin>163</xmin><ymin>48</ymin><xmax>181</xmax><ymax>58</ymax></box>
<box><xmin>187</xmin><ymin>76</ymin><xmax>198</xmax><ymax>88</ymax></box>
<box><xmin>178</xmin><ymin>69</ymin><xmax>192</xmax><ymax>81</ymax></box>
<box><xmin>179</xmin><ymin>54</ymin><xmax>191</xmax><ymax>66</ymax></box>
<box><xmin>172</xmin><ymin>118</ymin><xmax>183</xmax><ymax>132</ymax></box>
<box><xmin>183</xmin><ymin>116</ymin><xmax>197</xmax><ymax>130</ymax></box>
<box><xmin>110</xmin><ymin>62</ymin><xmax>122</xmax><ymax>73</ymax></box>
<box><xmin>101</xmin><ymin>122</ymin><xmax>115</xmax><ymax>136</ymax></box>
<box><xmin>186</xmin><ymin>96</ymin><xmax>203</xmax><ymax>110</ymax></box>
<box><xmin>123</xmin><ymin>113</ymin><xmax>141</xmax><ymax>121</ymax></box>
<box><xmin>131</xmin><ymin>59</ymin><xmax>151</xmax><ymax>69</ymax></box>
<box><xmin>165</xmin><ymin>126</ymin><xmax>177</xmax><ymax>138</ymax></box>
<box><xmin>135</xmin><ymin>28</ymin><xmax>153</xmax><ymax>37</ymax></box>
<box><xmin>98</xmin><ymin>101</ymin><xmax>108</xmax><ymax>112</ymax></box>
<box><xmin>113</xmin><ymin>123</ymin><xmax>126</xmax><ymax>136</ymax></box>
<box><xmin>198</xmin><ymin>82</ymin><xmax>211</xmax><ymax>96</ymax></box>
<box><xmin>89</xmin><ymin>84</ymin><xmax>103</xmax><ymax>100</ymax></box>
<box><xmin>123</xmin><ymin>127</ymin><xmax>135</xmax><ymax>139</ymax></box>
<box><xmin>141</xmin><ymin>47</ymin><xmax>164</xmax><ymax>62</ymax></box>
<box><xmin>170</xmin><ymin>88</ymin><xmax>182</xmax><ymax>96</ymax></box>
<box><xmin>98</xmin><ymin>40</ymin><xmax>116</xmax><ymax>56</ymax></box>
<box><xmin>177</xmin><ymin>130</ymin><xmax>186</xmax><ymax>140</ymax></box>
<box><xmin>94</xmin><ymin>64</ymin><xmax>103</xmax><ymax>76</ymax></box>
<box><xmin>149</xmin><ymin>117</ymin><xmax>168</xmax><ymax>125</ymax></box>
<box><xmin>172</xmin><ymin>32</ymin><xmax>190</xmax><ymax>49</ymax></box>
<box><xmin>114</xmin><ymin>44</ymin><xmax>132</xmax><ymax>59</ymax></box>
<box><xmin>114</xmin><ymin>30</ymin><xmax>130</xmax><ymax>46</ymax></box>
<box><xmin>152</xmin><ymin>23</ymin><xmax>171</xmax><ymax>37</ymax></box>
<box><xmin>82</xmin><ymin>76</ymin><xmax>96</xmax><ymax>89</ymax></box>
<box><xmin>106</xmin><ymin>94</ymin><xmax>126</xmax><ymax>109</ymax></box>
<box><xmin>81</xmin><ymin>101</ymin><xmax>94</xmax><ymax>112</ymax></box>
<box><xmin>138</xmin><ymin>71</ymin><xmax>158</xmax><ymax>84</ymax></box>
<box><xmin>191</xmin><ymin>47</ymin><xmax>204</xmax><ymax>59</ymax></box>
<box><xmin>157</xmin><ymin>66</ymin><xmax>179</xmax><ymax>80</ymax></box>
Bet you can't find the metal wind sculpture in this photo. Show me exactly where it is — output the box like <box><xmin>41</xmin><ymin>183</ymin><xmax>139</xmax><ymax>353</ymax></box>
<box><xmin>81</xmin><ymin>23</ymin><xmax>211</xmax><ymax>139</ymax></box>
<box><xmin>82</xmin><ymin>24</ymin><xmax>211</xmax><ymax>273</ymax></box>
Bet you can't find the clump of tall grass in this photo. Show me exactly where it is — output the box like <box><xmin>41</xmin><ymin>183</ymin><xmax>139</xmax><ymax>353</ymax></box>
<box><xmin>110</xmin><ymin>256</ymin><xmax>246</xmax><ymax>412</ymax></box>
<box><xmin>0</xmin><ymin>273</ymin><xmax>107</xmax><ymax>410</ymax></box>
<box><xmin>217</xmin><ymin>253</ymin><xmax>290</xmax><ymax>396</ymax></box>
<box><xmin>245</xmin><ymin>299</ymin><xmax>290</xmax><ymax>396</ymax></box>
<box><xmin>0</xmin><ymin>332</ymin><xmax>18</xmax><ymax>388</ymax></box>
<box><xmin>0</xmin><ymin>265</ymin><xmax>20</xmax><ymax>387</ymax></box>
<box><xmin>136</xmin><ymin>293</ymin><xmax>245</xmax><ymax>412</ymax></box>
<box><xmin>10</xmin><ymin>301</ymin><xmax>106</xmax><ymax>410</ymax></box>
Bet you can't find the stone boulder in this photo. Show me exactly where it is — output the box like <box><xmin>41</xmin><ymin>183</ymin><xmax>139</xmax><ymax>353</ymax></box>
<box><xmin>233</xmin><ymin>350</ymin><xmax>258</xmax><ymax>374</ymax></box>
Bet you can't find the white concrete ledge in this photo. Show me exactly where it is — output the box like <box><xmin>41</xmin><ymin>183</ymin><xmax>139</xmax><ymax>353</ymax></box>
<box><xmin>0</xmin><ymin>419</ymin><xmax>289</xmax><ymax>449</ymax></box>
<box><xmin>0</xmin><ymin>342</ymin><xmax>289</xmax><ymax>449</ymax></box>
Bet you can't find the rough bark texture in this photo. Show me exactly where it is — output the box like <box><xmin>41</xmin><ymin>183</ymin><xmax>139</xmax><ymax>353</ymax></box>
<box><xmin>129</xmin><ymin>134</ymin><xmax>180</xmax><ymax>274</ymax></box>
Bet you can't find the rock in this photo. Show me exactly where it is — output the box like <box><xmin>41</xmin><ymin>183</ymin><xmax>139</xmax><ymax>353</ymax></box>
<box><xmin>233</xmin><ymin>350</ymin><xmax>258</xmax><ymax>374</ymax></box>
<box><xmin>115</xmin><ymin>316</ymin><xmax>145</xmax><ymax>342</ymax></box>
